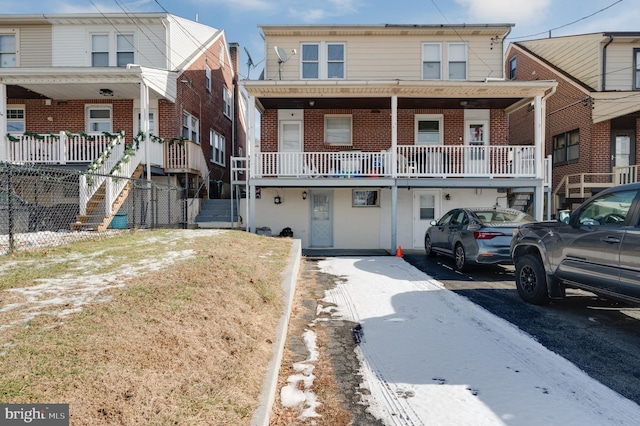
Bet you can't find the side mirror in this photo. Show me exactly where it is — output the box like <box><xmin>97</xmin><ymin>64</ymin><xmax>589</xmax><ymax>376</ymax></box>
<box><xmin>557</xmin><ymin>210</ymin><xmax>571</xmax><ymax>224</ymax></box>
<box><xmin>430</xmin><ymin>220</ymin><xmax>437</xmax><ymax>226</ymax></box>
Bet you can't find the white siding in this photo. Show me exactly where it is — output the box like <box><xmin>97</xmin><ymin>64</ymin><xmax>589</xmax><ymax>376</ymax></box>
<box><xmin>166</xmin><ymin>15</ymin><xmax>221</xmax><ymax>71</ymax></box>
<box><xmin>520</xmin><ymin>34</ymin><xmax>604</xmax><ymax>90</ymax></box>
<box><xmin>265</xmin><ymin>33</ymin><xmax>505</xmax><ymax>81</ymax></box>
<box><xmin>52</xmin><ymin>23</ymin><xmax>167</xmax><ymax>68</ymax></box>
<box><xmin>19</xmin><ymin>26</ymin><xmax>52</xmax><ymax>67</ymax></box>
<box><xmin>604</xmin><ymin>42</ymin><xmax>640</xmax><ymax>91</ymax></box>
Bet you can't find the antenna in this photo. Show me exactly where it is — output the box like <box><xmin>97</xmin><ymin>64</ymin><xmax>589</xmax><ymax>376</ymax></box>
<box><xmin>274</xmin><ymin>46</ymin><xmax>296</xmax><ymax>80</ymax></box>
<box><xmin>244</xmin><ymin>47</ymin><xmax>255</xmax><ymax>79</ymax></box>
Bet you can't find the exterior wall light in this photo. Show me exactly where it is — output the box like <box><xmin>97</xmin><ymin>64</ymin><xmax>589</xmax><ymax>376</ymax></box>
<box><xmin>274</xmin><ymin>195</ymin><xmax>281</xmax><ymax>204</ymax></box>
<box><xmin>302</xmin><ymin>191</ymin><xmax>307</xmax><ymax>200</ymax></box>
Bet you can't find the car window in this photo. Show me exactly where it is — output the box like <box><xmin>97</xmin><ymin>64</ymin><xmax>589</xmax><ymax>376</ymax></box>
<box><xmin>438</xmin><ymin>211</ymin><xmax>454</xmax><ymax>226</ymax></box>
<box><xmin>577</xmin><ymin>189</ymin><xmax>637</xmax><ymax>226</ymax></box>
<box><xmin>474</xmin><ymin>210</ymin><xmax>535</xmax><ymax>224</ymax></box>
<box><xmin>450</xmin><ymin>210</ymin><xmax>466</xmax><ymax>226</ymax></box>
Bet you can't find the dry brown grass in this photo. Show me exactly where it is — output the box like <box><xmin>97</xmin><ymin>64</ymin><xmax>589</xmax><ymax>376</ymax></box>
<box><xmin>0</xmin><ymin>229</ymin><xmax>293</xmax><ymax>425</ymax></box>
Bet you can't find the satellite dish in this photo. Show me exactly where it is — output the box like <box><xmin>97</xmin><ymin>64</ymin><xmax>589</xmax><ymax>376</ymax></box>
<box><xmin>274</xmin><ymin>46</ymin><xmax>288</xmax><ymax>63</ymax></box>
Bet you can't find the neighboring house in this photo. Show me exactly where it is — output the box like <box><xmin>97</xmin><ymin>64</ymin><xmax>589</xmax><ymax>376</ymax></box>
<box><xmin>0</xmin><ymin>13</ymin><xmax>244</xmax><ymax>229</ymax></box>
<box><xmin>506</xmin><ymin>33</ymin><xmax>640</xmax><ymax>212</ymax></box>
<box><xmin>239</xmin><ymin>24</ymin><xmax>556</xmax><ymax>252</ymax></box>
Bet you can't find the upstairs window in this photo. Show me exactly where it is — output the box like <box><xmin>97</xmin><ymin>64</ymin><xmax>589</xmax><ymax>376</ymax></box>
<box><xmin>509</xmin><ymin>56</ymin><xmax>517</xmax><ymax>80</ymax></box>
<box><xmin>448</xmin><ymin>43</ymin><xmax>467</xmax><ymax>80</ymax></box>
<box><xmin>0</xmin><ymin>34</ymin><xmax>16</xmax><ymax>68</ymax></box>
<box><xmin>301</xmin><ymin>42</ymin><xmax>344</xmax><ymax>79</ymax></box>
<box><xmin>325</xmin><ymin>115</ymin><xmax>352</xmax><ymax>146</ymax></box>
<box><xmin>86</xmin><ymin>106</ymin><xmax>112</xmax><ymax>133</ymax></box>
<box><xmin>422</xmin><ymin>43</ymin><xmax>441</xmax><ymax>80</ymax></box>
<box><xmin>116</xmin><ymin>34</ymin><xmax>134</xmax><ymax>67</ymax></box>
<box><xmin>91</xmin><ymin>34</ymin><xmax>109</xmax><ymax>67</ymax></box>
<box><xmin>205</xmin><ymin>65</ymin><xmax>212</xmax><ymax>92</ymax></box>
<box><xmin>223</xmin><ymin>86</ymin><xmax>232</xmax><ymax>118</ymax></box>
<box><xmin>634</xmin><ymin>49</ymin><xmax>640</xmax><ymax>90</ymax></box>
<box><xmin>6</xmin><ymin>106</ymin><xmax>24</xmax><ymax>133</ymax></box>
<box><xmin>219</xmin><ymin>42</ymin><xmax>225</xmax><ymax>68</ymax></box>
<box><xmin>210</xmin><ymin>130</ymin><xmax>225</xmax><ymax>166</ymax></box>
<box><xmin>182</xmin><ymin>111</ymin><xmax>199</xmax><ymax>143</ymax></box>
<box><xmin>553</xmin><ymin>129</ymin><xmax>579</xmax><ymax>165</ymax></box>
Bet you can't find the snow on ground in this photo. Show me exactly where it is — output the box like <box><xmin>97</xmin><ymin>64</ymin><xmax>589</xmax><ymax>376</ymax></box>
<box><xmin>313</xmin><ymin>256</ymin><xmax>640</xmax><ymax>426</ymax></box>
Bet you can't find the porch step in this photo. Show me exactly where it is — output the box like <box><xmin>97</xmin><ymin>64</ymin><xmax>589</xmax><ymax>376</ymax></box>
<box><xmin>510</xmin><ymin>193</ymin><xmax>531</xmax><ymax>212</ymax></box>
<box><xmin>195</xmin><ymin>199</ymin><xmax>239</xmax><ymax>223</ymax></box>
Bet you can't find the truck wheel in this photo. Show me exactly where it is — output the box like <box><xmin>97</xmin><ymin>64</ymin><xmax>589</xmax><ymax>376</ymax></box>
<box><xmin>425</xmin><ymin>235</ymin><xmax>436</xmax><ymax>258</ymax></box>
<box><xmin>515</xmin><ymin>254</ymin><xmax>550</xmax><ymax>305</ymax></box>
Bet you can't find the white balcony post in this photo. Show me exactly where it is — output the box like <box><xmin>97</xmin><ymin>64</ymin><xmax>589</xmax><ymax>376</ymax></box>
<box><xmin>0</xmin><ymin>84</ymin><xmax>6</xmax><ymax>162</ymax></box>
<box><xmin>59</xmin><ymin>131</ymin><xmax>67</xmax><ymax>164</ymax></box>
<box><xmin>533</xmin><ymin>95</ymin><xmax>544</xmax><ymax>220</ymax></box>
<box><xmin>105</xmin><ymin>177</ymin><xmax>114</xmax><ymax>216</ymax></box>
<box><xmin>391</xmin><ymin>95</ymin><xmax>398</xmax><ymax>178</ymax></box>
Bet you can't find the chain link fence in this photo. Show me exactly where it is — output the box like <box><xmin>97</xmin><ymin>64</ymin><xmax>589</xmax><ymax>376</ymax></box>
<box><xmin>1</xmin><ymin>162</ymin><xmax>186</xmax><ymax>255</ymax></box>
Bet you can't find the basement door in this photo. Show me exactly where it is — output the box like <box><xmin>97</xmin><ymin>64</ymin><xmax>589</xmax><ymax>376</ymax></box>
<box><xmin>310</xmin><ymin>189</ymin><xmax>333</xmax><ymax>248</ymax></box>
<box><xmin>413</xmin><ymin>190</ymin><xmax>440</xmax><ymax>249</ymax></box>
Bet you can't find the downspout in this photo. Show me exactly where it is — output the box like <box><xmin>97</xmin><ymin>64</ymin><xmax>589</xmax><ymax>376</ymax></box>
<box><xmin>602</xmin><ymin>35</ymin><xmax>614</xmax><ymax>91</ymax></box>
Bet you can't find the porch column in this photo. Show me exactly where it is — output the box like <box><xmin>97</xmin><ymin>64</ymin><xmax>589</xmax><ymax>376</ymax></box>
<box><xmin>391</xmin><ymin>95</ymin><xmax>398</xmax><ymax>177</ymax></box>
<box><xmin>248</xmin><ymin>95</ymin><xmax>256</xmax><ymax>233</ymax></box>
<box><xmin>533</xmin><ymin>95</ymin><xmax>544</xmax><ymax>220</ymax></box>
<box><xmin>0</xmin><ymin>84</ymin><xmax>6</xmax><ymax>161</ymax></box>
<box><xmin>391</xmin><ymin>185</ymin><xmax>398</xmax><ymax>255</ymax></box>
<box><xmin>140</xmin><ymin>80</ymin><xmax>151</xmax><ymax>181</ymax></box>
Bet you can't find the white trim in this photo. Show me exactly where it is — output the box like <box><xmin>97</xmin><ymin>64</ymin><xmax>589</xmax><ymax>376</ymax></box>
<box><xmin>0</xmin><ymin>30</ymin><xmax>18</xmax><ymax>68</ymax></box>
<box><xmin>415</xmin><ymin>114</ymin><xmax>444</xmax><ymax>145</ymax></box>
<box><xmin>324</xmin><ymin>114</ymin><xmax>352</xmax><ymax>146</ymax></box>
<box><xmin>300</xmin><ymin>41</ymin><xmax>346</xmax><ymax>80</ymax></box>
<box><xmin>85</xmin><ymin>104</ymin><xmax>112</xmax><ymax>133</ymax></box>
<box><xmin>447</xmin><ymin>42</ymin><xmax>467</xmax><ymax>80</ymax></box>
<box><xmin>422</xmin><ymin>42</ymin><xmax>442</xmax><ymax>80</ymax></box>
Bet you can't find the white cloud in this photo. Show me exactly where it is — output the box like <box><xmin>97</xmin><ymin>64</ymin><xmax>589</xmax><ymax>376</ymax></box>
<box><xmin>455</xmin><ymin>0</ymin><xmax>552</xmax><ymax>24</ymax></box>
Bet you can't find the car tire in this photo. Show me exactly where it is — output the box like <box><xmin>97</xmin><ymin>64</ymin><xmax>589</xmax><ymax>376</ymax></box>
<box><xmin>425</xmin><ymin>235</ymin><xmax>436</xmax><ymax>258</ymax></box>
<box><xmin>454</xmin><ymin>243</ymin><xmax>468</xmax><ymax>272</ymax></box>
<box><xmin>515</xmin><ymin>254</ymin><xmax>550</xmax><ymax>305</ymax></box>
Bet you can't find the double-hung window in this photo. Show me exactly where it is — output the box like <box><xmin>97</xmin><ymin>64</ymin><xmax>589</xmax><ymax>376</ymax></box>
<box><xmin>210</xmin><ymin>130</ymin><xmax>225</xmax><ymax>165</ymax></box>
<box><xmin>0</xmin><ymin>34</ymin><xmax>17</xmax><ymax>68</ymax></box>
<box><xmin>448</xmin><ymin>43</ymin><xmax>467</xmax><ymax>80</ymax></box>
<box><xmin>91</xmin><ymin>32</ymin><xmax>135</xmax><ymax>67</ymax></box>
<box><xmin>553</xmin><ymin>129</ymin><xmax>580</xmax><ymax>165</ymax></box>
<box><xmin>301</xmin><ymin>42</ymin><xmax>345</xmax><ymax>79</ymax></box>
<box><xmin>183</xmin><ymin>111</ymin><xmax>199</xmax><ymax>143</ymax></box>
<box><xmin>415</xmin><ymin>114</ymin><xmax>443</xmax><ymax>145</ymax></box>
<box><xmin>509</xmin><ymin>56</ymin><xmax>517</xmax><ymax>80</ymax></box>
<box><xmin>422</xmin><ymin>43</ymin><xmax>441</xmax><ymax>80</ymax></box>
<box><xmin>116</xmin><ymin>34</ymin><xmax>134</xmax><ymax>67</ymax></box>
<box><xmin>223</xmin><ymin>87</ymin><xmax>232</xmax><ymax>118</ymax></box>
<box><xmin>205</xmin><ymin>65</ymin><xmax>212</xmax><ymax>92</ymax></box>
<box><xmin>86</xmin><ymin>105</ymin><xmax>112</xmax><ymax>133</ymax></box>
<box><xmin>6</xmin><ymin>106</ymin><xmax>25</xmax><ymax>133</ymax></box>
<box><xmin>91</xmin><ymin>34</ymin><xmax>109</xmax><ymax>67</ymax></box>
<box><xmin>634</xmin><ymin>48</ymin><xmax>640</xmax><ymax>90</ymax></box>
<box><xmin>325</xmin><ymin>115</ymin><xmax>352</xmax><ymax>146</ymax></box>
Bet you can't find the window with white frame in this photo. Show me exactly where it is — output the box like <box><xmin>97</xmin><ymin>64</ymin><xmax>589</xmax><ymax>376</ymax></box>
<box><xmin>353</xmin><ymin>190</ymin><xmax>379</xmax><ymax>207</ymax></box>
<box><xmin>86</xmin><ymin>106</ymin><xmax>112</xmax><ymax>133</ymax></box>
<box><xmin>0</xmin><ymin>34</ymin><xmax>17</xmax><ymax>68</ymax></box>
<box><xmin>182</xmin><ymin>111</ymin><xmax>199</xmax><ymax>143</ymax></box>
<box><xmin>223</xmin><ymin>86</ymin><xmax>232</xmax><ymax>118</ymax></box>
<box><xmin>219</xmin><ymin>43</ymin><xmax>225</xmax><ymax>68</ymax></box>
<box><xmin>325</xmin><ymin>115</ymin><xmax>352</xmax><ymax>146</ymax></box>
<box><xmin>509</xmin><ymin>56</ymin><xmax>517</xmax><ymax>80</ymax></box>
<box><xmin>135</xmin><ymin>110</ymin><xmax>157</xmax><ymax>135</ymax></box>
<box><xmin>205</xmin><ymin>65</ymin><xmax>212</xmax><ymax>92</ymax></box>
<box><xmin>91</xmin><ymin>34</ymin><xmax>109</xmax><ymax>67</ymax></box>
<box><xmin>6</xmin><ymin>106</ymin><xmax>24</xmax><ymax>133</ymax></box>
<box><xmin>301</xmin><ymin>42</ymin><xmax>345</xmax><ymax>79</ymax></box>
<box><xmin>116</xmin><ymin>34</ymin><xmax>134</xmax><ymax>67</ymax></box>
<box><xmin>448</xmin><ymin>43</ymin><xmax>467</xmax><ymax>80</ymax></box>
<box><xmin>210</xmin><ymin>130</ymin><xmax>225</xmax><ymax>165</ymax></box>
<box><xmin>415</xmin><ymin>114</ymin><xmax>443</xmax><ymax>145</ymax></box>
<box><xmin>422</xmin><ymin>43</ymin><xmax>441</xmax><ymax>80</ymax></box>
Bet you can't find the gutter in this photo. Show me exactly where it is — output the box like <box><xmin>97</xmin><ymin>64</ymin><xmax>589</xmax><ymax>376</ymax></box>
<box><xmin>602</xmin><ymin>35</ymin><xmax>614</xmax><ymax>91</ymax></box>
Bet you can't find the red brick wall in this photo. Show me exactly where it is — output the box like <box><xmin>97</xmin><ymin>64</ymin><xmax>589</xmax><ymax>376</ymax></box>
<box><xmin>259</xmin><ymin>107</ymin><xmax>505</xmax><ymax>151</ymax></box>
<box><xmin>506</xmin><ymin>47</ymin><xmax>598</xmax><ymax>190</ymax></box>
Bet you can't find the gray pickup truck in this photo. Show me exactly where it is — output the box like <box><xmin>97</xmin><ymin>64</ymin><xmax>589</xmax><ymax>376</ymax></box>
<box><xmin>510</xmin><ymin>182</ymin><xmax>640</xmax><ymax>305</ymax></box>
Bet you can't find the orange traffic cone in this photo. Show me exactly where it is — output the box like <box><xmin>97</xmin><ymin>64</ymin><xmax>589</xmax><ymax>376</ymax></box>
<box><xmin>396</xmin><ymin>246</ymin><xmax>403</xmax><ymax>257</ymax></box>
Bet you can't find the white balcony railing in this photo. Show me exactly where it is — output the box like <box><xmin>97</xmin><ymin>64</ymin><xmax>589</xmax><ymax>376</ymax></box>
<box><xmin>248</xmin><ymin>145</ymin><xmax>539</xmax><ymax>179</ymax></box>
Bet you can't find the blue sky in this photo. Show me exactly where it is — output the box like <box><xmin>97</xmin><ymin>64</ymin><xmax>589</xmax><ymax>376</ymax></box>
<box><xmin>1</xmin><ymin>0</ymin><xmax>637</xmax><ymax>79</ymax></box>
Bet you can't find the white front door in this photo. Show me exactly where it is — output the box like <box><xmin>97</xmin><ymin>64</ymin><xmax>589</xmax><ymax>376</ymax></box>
<box><xmin>413</xmin><ymin>190</ymin><xmax>440</xmax><ymax>249</ymax></box>
<box><xmin>465</xmin><ymin>120</ymin><xmax>489</xmax><ymax>174</ymax></box>
<box><xmin>279</xmin><ymin>120</ymin><xmax>302</xmax><ymax>175</ymax></box>
<box><xmin>310</xmin><ymin>189</ymin><xmax>333</xmax><ymax>247</ymax></box>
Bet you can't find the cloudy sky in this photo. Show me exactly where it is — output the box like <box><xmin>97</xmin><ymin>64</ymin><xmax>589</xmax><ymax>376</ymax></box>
<box><xmin>0</xmin><ymin>0</ymin><xmax>636</xmax><ymax>79</ymax></box>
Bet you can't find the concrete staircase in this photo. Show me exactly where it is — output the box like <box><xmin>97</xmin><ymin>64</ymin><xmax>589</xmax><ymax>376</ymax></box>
<box><xmin>510</xmin><ymin>192</ymin><xmax>532</xmax><ymax>213</ymax></box>
<box><xmin>195</xmin><ymin>198</ymin><xmax>240</xmax><ymax>229</ymax></box>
